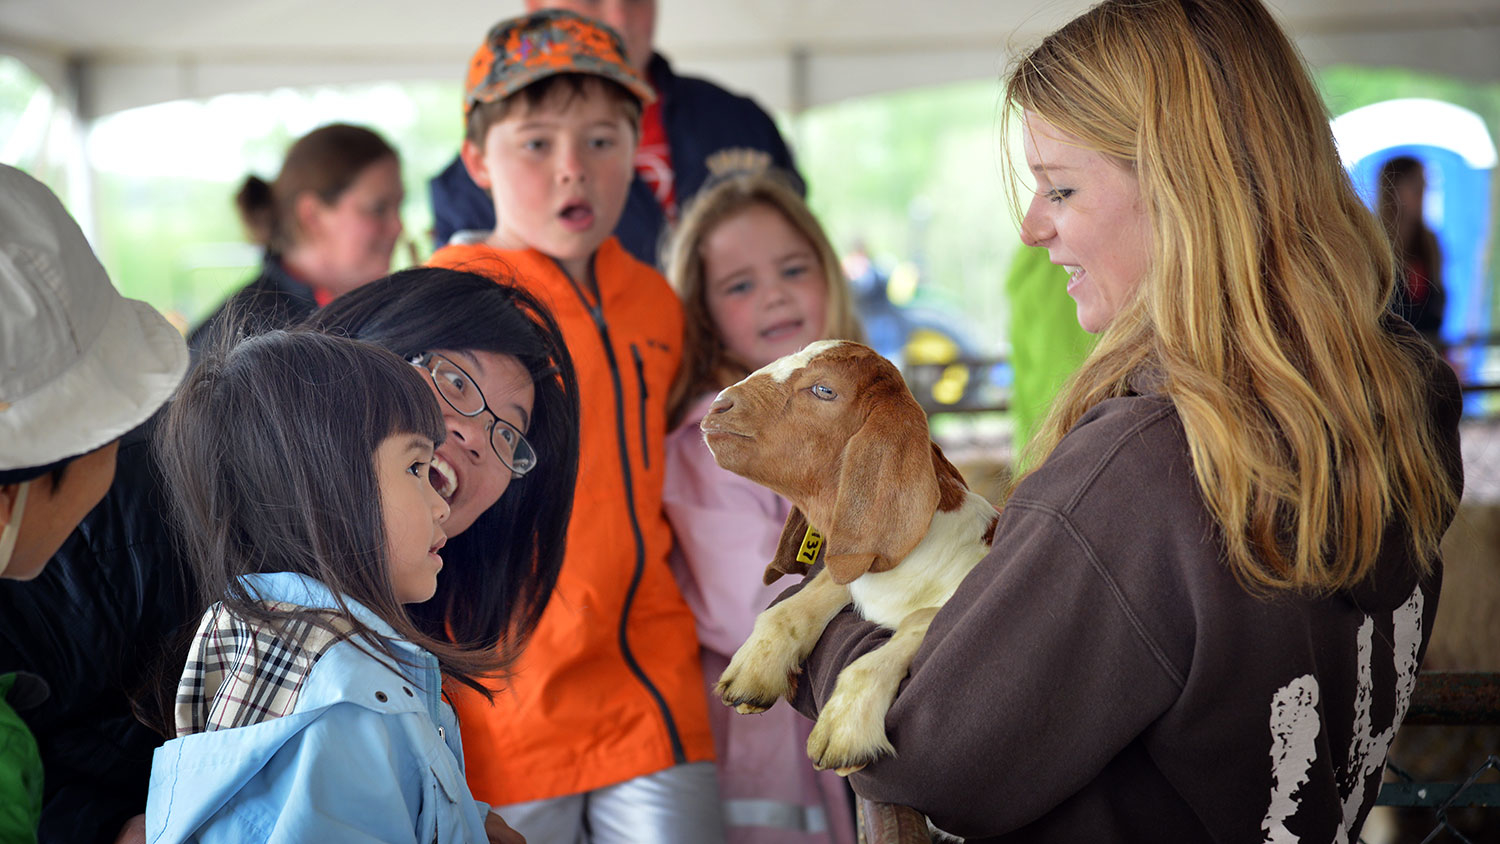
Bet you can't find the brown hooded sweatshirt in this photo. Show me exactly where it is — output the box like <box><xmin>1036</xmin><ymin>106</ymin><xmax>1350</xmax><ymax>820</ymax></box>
<box><xmin>792</xmin><ymin>331</ymin><xmax>1462</xmax><ymax>843</ymax></box>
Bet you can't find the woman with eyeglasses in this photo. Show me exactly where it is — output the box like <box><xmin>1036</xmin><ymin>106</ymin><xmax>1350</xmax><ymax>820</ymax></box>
<box><xmin>305</xmin><ymin>267</ymin><xmax>581</xmax><ymax>655</ymax></box>
<box><xmin>1</xmin><ymin>266</ymin><xmax>577</xmax><ymax>844</ymax></box>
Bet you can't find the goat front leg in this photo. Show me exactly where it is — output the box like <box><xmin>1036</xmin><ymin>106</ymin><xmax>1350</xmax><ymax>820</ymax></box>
<box><xmin>808</xmin><ymin>605</ymin><xmax>940</xmax><ymax>776</ymax></box>
<box><xmin>717</xmin><ymin>569</ymin><xmax>851</xmax><ymax>714</ymax></box>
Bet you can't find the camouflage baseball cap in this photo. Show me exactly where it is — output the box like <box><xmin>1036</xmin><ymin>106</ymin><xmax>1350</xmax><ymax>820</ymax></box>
<box><xmin>464</xmin><ymin>9</ymin><xmax>655</xmax><ymax>117</ymax></box>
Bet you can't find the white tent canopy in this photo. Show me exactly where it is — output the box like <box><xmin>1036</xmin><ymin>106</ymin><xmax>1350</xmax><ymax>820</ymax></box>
<box><xmin>2</xmin><ymin>0</ymin><xmax>1498</xmax><ymax>120</ymax></box>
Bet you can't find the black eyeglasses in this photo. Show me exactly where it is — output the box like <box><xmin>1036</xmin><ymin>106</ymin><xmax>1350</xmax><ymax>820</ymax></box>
<box><xmin>409</xmin><ymin>352</ymin><xmax>538</xmax><ymax>477</ymax></box>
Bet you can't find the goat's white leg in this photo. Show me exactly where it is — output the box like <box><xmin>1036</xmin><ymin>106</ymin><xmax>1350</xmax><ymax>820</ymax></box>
<box><xmin>717</xmin><ymin>570</ymin><xmax>851</xmax><ymax>714</ymax></box>
<box><xmin>807</xmin><ymin>606</ymin><xmax>939</xmax><ymax>776</ymax></box>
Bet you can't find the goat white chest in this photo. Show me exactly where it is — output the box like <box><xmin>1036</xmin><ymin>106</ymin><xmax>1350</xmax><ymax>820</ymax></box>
<box><xmin>707</xmin><ymin>339</ymin><xmax>1001</xmax><ymax>775</ymax></box>
<box><xmin>847</xmin><ymin>489</ymin><xmax>996</xmax><ymax>629</ymax></box>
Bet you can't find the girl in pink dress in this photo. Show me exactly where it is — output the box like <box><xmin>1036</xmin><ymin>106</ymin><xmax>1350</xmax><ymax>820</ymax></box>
<box><xmin>662</xmin><ymin>170</ymin><xmax>864</xmax><ymax>844</ymax></box>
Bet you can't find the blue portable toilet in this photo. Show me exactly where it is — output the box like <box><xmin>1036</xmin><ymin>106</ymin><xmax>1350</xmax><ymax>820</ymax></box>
<box><xmin>1331</xmin><ymin>99</ymin><xmax>1496</xmax><ymax>352</ymax></box>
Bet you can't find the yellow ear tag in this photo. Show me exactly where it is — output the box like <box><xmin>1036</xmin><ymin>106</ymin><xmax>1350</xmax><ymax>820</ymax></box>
<box><xmin>796</xmin><ymin>525</ymin><xmax>824</xmax><ymax>567</ymax></box>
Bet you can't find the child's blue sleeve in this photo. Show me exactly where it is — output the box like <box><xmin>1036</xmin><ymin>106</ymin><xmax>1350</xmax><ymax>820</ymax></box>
<box><xmin>167</xmin><ymin>703</ymin><xmax>484</xmax><ymax>843</ymax></box>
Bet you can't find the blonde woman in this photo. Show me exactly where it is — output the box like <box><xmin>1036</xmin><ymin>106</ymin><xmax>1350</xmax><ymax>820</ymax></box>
<box><xmin>662</xmin><ymin>170</ymin><xmax>863</xmax><ymax>843</ymax></box>
<box><xmin>787</xmin><ymin>1</ymin><xmax>1463</xmax><ymax>841</ymax></box>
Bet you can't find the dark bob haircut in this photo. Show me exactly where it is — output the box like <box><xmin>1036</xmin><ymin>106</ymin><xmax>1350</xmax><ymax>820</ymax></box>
<box><xmin>303</xmin><ymin>267</ymin><xmax>580</xmax><ymax>659</ymax></box>
<box><xmin>158</xmin><ymin>329</ymin><xmax>504</xmax><ymax>695</ymax></box>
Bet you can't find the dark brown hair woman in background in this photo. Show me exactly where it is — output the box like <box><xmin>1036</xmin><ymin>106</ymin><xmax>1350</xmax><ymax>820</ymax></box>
<box><xmin>188</xmin><ymin>123</ymin><xmax>404</xmax><ymax>352</ymax></box>
<box><xmin>1379</xmin><ymin>154</ymin><xmax>1446</xmax><ymax>346</ymax></box>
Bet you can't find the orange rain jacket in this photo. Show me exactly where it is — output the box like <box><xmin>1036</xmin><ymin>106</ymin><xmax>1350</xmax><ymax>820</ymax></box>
<box><xmin>430</xmin><ymin>238</ymin><xmax>714</xmax><ymax>805</ymax></box>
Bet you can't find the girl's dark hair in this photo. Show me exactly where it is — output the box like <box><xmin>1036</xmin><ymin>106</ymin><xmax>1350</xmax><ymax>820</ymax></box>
<box><xmin>304</xmin><ymin>267</ymin><xmax>580</xmax><ymax>657</ymax></box>
<box><xmin>157</xmin><ymin>329</ymin><xmax>505</xmax><ymax>697</ymax></box>
<box><xmin>236</xmin><ymin>123</ymin><xmax>397</xmax><ymax>253</ymax></box>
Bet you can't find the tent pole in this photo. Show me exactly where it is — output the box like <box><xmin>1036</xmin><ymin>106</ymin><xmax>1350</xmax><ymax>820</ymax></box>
<box><xmin>789</xmin><ymin>47</ymin><xmax>810</xmax><ymax>167</ymax></box>
<box><xmin>790</xmin><ymin>47</ymin><xmax>809</xmax><ymax>116</ymax></box>
<box><xmin>62</xmin><ymin>56</ymin><xmax>98</xmax><ymax>246</ymax></box>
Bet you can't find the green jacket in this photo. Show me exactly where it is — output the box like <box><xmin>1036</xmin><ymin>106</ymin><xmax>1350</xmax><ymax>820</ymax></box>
<box><xmin>0</xmin><ymin>672</ymin><xmax>43</xmax><ymax>844</ymax></box>
<box><xmin>1004</xmin><ymin>245</ymin><xmax>1094</xmax><ymax>456</ymax></box>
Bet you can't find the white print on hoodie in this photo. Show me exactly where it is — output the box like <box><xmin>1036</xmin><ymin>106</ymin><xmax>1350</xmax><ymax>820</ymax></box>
<box><xmin>1259</xmin><ymin>587</ymin><xmax>1424</xmax><ymax>843</ymax></box>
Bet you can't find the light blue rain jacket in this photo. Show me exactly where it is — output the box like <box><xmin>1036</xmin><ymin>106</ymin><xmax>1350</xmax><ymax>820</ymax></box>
<box><xmin>145</xmin><ymin>572</ymin><xmax>490</xmax><ymax>843</ymax></box>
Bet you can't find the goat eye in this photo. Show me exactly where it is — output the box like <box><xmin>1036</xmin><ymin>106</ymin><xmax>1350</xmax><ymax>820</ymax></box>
<box><xmin>810</xmin><ymin>384</ymin><xmax>837</xmax><ymax>401</ymax></box>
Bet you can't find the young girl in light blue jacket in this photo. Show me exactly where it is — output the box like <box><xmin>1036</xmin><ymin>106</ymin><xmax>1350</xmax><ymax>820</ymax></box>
<box><xmin>145</xmin><ymin>329</ymin><xmax>523</xmax><ymax>843</ymax></box>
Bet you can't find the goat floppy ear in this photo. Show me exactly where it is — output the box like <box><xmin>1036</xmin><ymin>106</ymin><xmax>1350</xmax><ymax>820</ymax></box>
<box><xmin>931</xmin><ymin>440</ymin><xmax>972</xmax><ymax>511</ymax></box>
<box><xmin>823</xmin><ymin>392</ymin><xmax>940</xmax><ymax>585</ymax></box>
<box><xmin>764</xmin><ymin>506</ymin><xmax>815</xmax><ymax>585</ymax></box>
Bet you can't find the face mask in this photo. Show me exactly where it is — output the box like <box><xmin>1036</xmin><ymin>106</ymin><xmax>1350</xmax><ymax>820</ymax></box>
<box><xmin>0</xmin><ymin>480</ymin><xmax>31</xmax><ymax>577</ymax></box>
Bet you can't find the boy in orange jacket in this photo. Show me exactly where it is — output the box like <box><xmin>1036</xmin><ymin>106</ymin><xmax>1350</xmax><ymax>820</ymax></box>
<box><xmin>430</xmin><ymin>10</ymin><xmax>723</xmax><ymax>843</ymax></box>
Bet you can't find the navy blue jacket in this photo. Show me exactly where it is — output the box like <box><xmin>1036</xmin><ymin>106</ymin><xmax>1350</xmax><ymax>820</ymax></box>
<box><xmin>429</xmin><ymin>53</ymin><xmax>802</xmax><ymax>267</ymax></box>
<box><xmin>187</xmin><ymin>254</ymin><xmax>317</xmax><ymax>357</ymax></box>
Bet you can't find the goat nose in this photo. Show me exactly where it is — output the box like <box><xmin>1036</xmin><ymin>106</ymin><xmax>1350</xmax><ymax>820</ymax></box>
<box><xmin>709</xmin><ymin>395</ymin><xmax>734</xmax><ymax>415</ymax></box>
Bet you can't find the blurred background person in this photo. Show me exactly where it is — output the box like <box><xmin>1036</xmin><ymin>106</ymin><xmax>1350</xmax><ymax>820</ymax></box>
<box><xmin>1003</xmin><ymin>245</ymin><xmax>1094</xmax><ymax>455</ymax></box>
<box><xmin>189</xmin><ymin>122</ymin><xmax>404</xmax><ymax>352</ymax></box>
<box><xmin>1379</xmin><ymin>154</ymin><xmax>1446</xmax><ymax>348</ymax></box>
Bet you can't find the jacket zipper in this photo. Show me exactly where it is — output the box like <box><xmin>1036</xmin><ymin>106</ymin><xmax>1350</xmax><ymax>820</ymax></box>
<box><xmin>631</xmin><ymin>343</ymin><xmax>650</xmax><ymax>470</ymax></box>
<box><xmin>563</xmin><ymin>262</ymin><xmax>687</xmax><ymax>765</ymax></box>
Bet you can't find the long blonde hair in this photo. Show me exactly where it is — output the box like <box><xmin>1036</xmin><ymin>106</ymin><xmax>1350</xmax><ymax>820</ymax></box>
<box><xmin>1004</xmin><ymin>0</ymin><xmax>1457</xmax><ymax>593</ymax></box>
<box><xmin>665</xmin><ymin>171</ymin><xmax>864</xmax><ymax>423</ymax></box>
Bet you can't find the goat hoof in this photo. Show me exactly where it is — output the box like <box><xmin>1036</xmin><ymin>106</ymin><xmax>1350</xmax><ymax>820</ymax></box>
<box><xmin>716</xmin><ymin>651</ymin><xmax>799</xmax><ymax>713</ymax></box>
<box><xmin>809</xmin><ymin>744</ymin><xmax>879</xmax><ymax>775</ymax></box>
<box><xmin>806</xmin><ymin>684</ymin><xmax>895</xmax><ymax>774</ymax></box>
<box><xmin>806</xmin><ymin>716</ymin><xmax>888</xmax><ymax>774</ymax></box>
<box><xmin>715</xmin><ymin>677</ymin><xmax>780</xmax><ymax>714</ymax></box>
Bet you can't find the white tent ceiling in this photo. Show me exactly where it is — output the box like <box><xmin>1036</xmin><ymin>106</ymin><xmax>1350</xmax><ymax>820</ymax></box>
<box><xmin>1</xmin><ymin>0</ymin><xmax>1498</xmax><ymax>120</ymax></box>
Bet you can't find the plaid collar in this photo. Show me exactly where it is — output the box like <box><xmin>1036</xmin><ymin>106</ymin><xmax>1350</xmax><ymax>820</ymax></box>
<box><xmin>173</xmin><ymin>573</ymin><xmax>411</xmax><ymax>738</ymax></box>
<box><xmin>174</xmin><ymin>600</ymin><xmax>354</xmax><ymax>737</ymax></box>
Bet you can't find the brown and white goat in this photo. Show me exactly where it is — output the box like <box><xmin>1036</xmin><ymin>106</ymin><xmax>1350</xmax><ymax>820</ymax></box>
<box><xmin>702</xmin><ymin>340</ymin><xmax>998</xmax><ymax>775</ymax></box>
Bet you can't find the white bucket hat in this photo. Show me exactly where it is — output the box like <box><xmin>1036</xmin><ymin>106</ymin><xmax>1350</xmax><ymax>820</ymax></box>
<box><xmin>0</xmin><ymin>164</ymin><xmax>189</xmax><ymax>471</ymax></box>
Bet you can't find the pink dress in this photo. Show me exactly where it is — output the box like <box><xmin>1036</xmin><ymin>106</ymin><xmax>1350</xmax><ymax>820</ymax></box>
<box><xmin>663</xmin><ymin>393</ymin><xmax>857</xmax><ymax>844</ymax></box>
